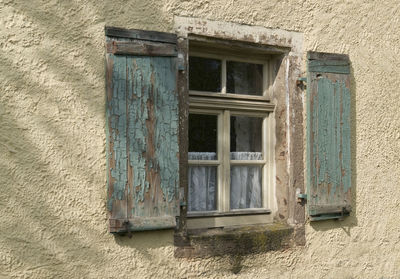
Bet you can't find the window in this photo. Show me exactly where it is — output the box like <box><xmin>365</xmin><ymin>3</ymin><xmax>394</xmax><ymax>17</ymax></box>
<box><xmin>106</xmin><ymin>20</ymin><xmax>308</xmax><ymax>252</ymax></box>
<box><xmin>186</xmin><ymin>45</ymin><xmax>275</xmax><ymax>228</ymax></box>
<box><xmin>105</xmin><ymin>20</ymin><xmax>352</xmax><ymax>257</ymax></box>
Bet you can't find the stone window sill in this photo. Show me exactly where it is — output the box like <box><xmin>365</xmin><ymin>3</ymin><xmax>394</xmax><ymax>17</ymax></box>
<box><xmin>174</xmin><ymin>223</ymin><xmax>294</xmax><ymax>258</ymax></box>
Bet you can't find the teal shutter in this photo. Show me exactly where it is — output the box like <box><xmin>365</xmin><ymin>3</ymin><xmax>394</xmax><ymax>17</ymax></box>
<box><xmin>106</xmin><ymin>27</ymin><xmax>180</xmax><ymax>232</ymax></box>
<box><xmin>306</xmin><ymin>51</ymin><xmax>352</xmax><ymax>221</ymax></box>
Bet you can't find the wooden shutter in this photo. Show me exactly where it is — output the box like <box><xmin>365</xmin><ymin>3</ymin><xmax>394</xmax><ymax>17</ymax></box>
<box><xmin>306</xmin><ymin>51</ymin><xmax>352</xmax><ymax>221</ymax></box>
<box><xmin>105</xmin><ymin>27</ymin><xmax>180</xmax><ymax>232</ymax></box>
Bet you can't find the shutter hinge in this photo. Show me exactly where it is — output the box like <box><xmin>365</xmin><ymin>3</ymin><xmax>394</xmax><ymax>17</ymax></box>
<box><xmin>179</xmin><ymin>187</ymin><xmax>186</xmax><ymax>207</ymax></box>
<box><xmin>177</xmin><ymin>53</ymin><xmax>185</xmax><ymax>71</ymax></box>
<box><xmin>296</xmin><ymin>77</ymin><xmax>307</xmax><ymax>89</ymax></box>
<box><xmin>296</xmin><ymin>188</ymin><xmax>307</xmax><ymax>204</ymax></box>
<box><xmin>123</xmin><ymin>220</ymin><xmax>133</xmax><ymax>238</ymax></box>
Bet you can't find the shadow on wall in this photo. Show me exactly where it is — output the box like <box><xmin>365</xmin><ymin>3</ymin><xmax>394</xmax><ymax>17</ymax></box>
<box><xmin>0</xmin><ymin>1</ymin><xmax>179</xmax><ymax>277</ymax></box>
<box><xmin>114</xmin><ymin>230</ymin><xmax>174</xmax><ymax>249</ymax></box>
<box><xmin>310</xmin><ymin>63</ymin><xmax>358</xmax><ymax>233</ymax></box>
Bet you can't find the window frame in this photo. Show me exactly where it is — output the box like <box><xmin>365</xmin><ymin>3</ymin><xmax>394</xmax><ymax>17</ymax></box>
<box><xmin>175</xmin><ymin>17</ymin><xmax>305</xmax><ymax>251</ymax></box>
<box><xmin>186</xmin><ymin>50</ymin><xmax>276</xmax><ymax>229</ymax></box>
<box><xmin>188</xmin><ymin>51</ymin><xmax>272</xmax><ymax>100</ymax></box>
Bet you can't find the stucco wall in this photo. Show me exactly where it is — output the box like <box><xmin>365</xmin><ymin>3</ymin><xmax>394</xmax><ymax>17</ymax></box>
<box><xmin>1</xmin><ymin>1</ymin><xmax>399</xmax><ymax>278</ymax></box>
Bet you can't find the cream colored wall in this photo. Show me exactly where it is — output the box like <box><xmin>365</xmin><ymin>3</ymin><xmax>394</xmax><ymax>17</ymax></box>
<box><xmin>1</xmin><ymin>1</ymin><xmax>399</xmax><ymax>278</ymax></box>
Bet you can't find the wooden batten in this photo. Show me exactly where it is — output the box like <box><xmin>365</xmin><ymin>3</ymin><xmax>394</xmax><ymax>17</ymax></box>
<box><xmin>105</xmin><ymin>26</ymin><xmax>177</xmax><ymax>44</ymax></box>
<box><xmin>106</xmin><ymin>40</ymin><xmax>177</xmax><ymax>57</ymax></box>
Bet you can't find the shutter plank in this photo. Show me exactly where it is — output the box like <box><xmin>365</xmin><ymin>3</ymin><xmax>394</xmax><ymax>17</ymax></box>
<box><xmin>307</xmin><ymin>52</ymin><xmax>351</xmax><ymax>221</ymax></box>
<box><xmin>126</xmin><ymin>56</ymin><xmax>179</xmax><ymax>230</ymax></box>
<box><xmin>106</xmin><ymin>55</ymin><xmax>128</xmax><ymax>224</ymax></box>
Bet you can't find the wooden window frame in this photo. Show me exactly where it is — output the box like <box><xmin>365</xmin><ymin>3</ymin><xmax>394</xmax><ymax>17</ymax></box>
<box><xmin>174</xmin><ymin>17</ymin><xmax>306</xmax><ymax>257</ymax></box>
<box><xmin>187</xmin><ymin>51</ymin><xmax>275</xmax><ymax>228</ymax></box>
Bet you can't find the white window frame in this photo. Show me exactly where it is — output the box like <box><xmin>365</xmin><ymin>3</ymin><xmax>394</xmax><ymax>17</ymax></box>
<box><xmin>187</xmin><ymin>51</ymin><xmax>275</xmax><ymax>228</ymax></box>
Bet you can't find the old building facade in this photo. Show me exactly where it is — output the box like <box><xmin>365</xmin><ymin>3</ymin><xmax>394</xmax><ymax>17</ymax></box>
<box><xmin>1</xmin><ymin>0</ymin><xmax>400</xmax><ymax>278</ymax></box>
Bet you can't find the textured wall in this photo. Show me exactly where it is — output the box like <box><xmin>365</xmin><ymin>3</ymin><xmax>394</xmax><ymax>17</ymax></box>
<box><xmin>1</xmin><ymin>0</ymin><xmax>399</xmax><ymax>278</ymax></box>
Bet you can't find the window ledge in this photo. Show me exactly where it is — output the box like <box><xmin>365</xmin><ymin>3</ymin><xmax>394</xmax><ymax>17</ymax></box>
<box><xmin>174</xmin><ymin>223</ymin><xmax>294</xmax><ymax>258</ymax></box>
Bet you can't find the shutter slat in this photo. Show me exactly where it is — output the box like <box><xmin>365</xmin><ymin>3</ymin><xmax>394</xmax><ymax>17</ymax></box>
<box><xmin>306</xmin><ymin>51</ymin><xmax>352</xmax><ymax>221</ymax></box>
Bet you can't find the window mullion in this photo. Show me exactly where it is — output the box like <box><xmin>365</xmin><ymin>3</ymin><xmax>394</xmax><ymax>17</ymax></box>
<box><xmin>221</xmin><ymin>110</ymin><xmax>230</xmax><ymax>212</ymax></box>
<box><xmin>217</xmin><ymin>112</ymin><xmax>224</xmax><ymax>212</ymax></box>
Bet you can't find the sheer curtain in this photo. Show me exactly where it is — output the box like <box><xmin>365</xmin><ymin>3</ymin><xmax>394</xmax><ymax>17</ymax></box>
<box><xmin>188</xmin><ymin>152</ymin><xmax>217</xmax><ymax>212</ymax></box>
<box><xmin>230</xmin><ymin>152</ymin><xmax>262</xmax><ymax>209</ymax></box>
<box><xmin>188</xmin><ymin>152</ymin><xmax>262</xmax><ymax>212</ymax></box>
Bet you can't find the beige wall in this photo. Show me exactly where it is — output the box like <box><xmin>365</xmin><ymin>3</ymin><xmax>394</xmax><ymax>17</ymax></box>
<box><xmin>1</xmin><ymin>1</ymin><xmax>399</xmax><ymax>278</ymax></box>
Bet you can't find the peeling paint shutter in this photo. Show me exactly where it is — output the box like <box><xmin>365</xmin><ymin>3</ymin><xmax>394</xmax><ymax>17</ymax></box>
<box><xmin>306</xmin><ymin>52</ymin><xmax>352</xmax><ymax>221</ymax></box>
<box><xmin>105</xmin><ymin>27</ymin><xmax>180</xmax><ymax>232</ymax></box>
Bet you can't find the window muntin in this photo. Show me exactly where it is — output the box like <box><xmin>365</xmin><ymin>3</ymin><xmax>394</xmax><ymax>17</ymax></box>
<box><xmin>188</xmin><ymin>50</ymin><xmax>272</xmax><ymax>217</ymax></box>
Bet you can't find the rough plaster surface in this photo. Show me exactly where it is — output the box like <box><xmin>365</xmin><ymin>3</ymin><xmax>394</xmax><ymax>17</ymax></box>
<box><xmin>1</xmin><ymin>0</ymin><xmax>400</xmax><ymax>278</ymax></box>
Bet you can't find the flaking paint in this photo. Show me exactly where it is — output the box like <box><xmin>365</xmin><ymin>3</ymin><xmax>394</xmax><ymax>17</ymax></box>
<box><xmin>127</xmin><ymin>56</ymin><xmax>179</xmax><ymax>204</ymax></box>
<box><xmin>107</xmin><ymin>51</ymin><xmax>179</xmax><ymax>223</ymax></box>
<box><xmin>127</xmin><ymin>56</ymin><xmax>150</xmax><ymax>202</ymax></box>
<box><xmin>108</xmin><ymin>55</ymin><xmax>128</xmax><ymax>211</ymax></box>
<box><xmin>308</xmin><ymin>70</ymin><xmax>351</xmax><ymax>212</ymax></box>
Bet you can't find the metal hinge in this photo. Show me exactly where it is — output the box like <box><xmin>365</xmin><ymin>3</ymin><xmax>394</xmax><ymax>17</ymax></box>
<box><xmin>179</xmin><ymin>187</ymin><xmax>186</xmax><ymax>207</ymax></box>
<box><xmin>296</xmin><ymin>188</ymin><xmax>307</xmax><ymax>203</ymax></box>
<box><xmin>177</xmin><ymin>53</ymin><xmax>185</xmax><ymax>71</ymax></box>
<box><xmin>296</xmin><ymin>77</ymin><xmax>307</xmax><ymax>89</ymax></box>
<box><xmin>123</xmin><ymin>220</ymin><xmax>133</xmax><ymax>238</ymax></box>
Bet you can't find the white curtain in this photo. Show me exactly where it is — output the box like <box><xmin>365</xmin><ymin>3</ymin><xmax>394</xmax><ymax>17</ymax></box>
<box><xmin>188</xmin><ymin>152</ymin><xmax>217</xmax><ymax>211</ymax></box>
<box><xmin>188</xmin><ymin>152</ymin><xmax>262</xmax><ymax>212</ymax></box>
<box><xmin>230</xmin><ymin>152</ymin><xmax>262</xmax><ymax>209</ymax></box>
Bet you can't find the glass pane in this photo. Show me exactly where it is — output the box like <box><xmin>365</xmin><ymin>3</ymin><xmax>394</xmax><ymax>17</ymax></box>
<box><xmin>188</xmin><ymin>166</ymin><xmax>217</xmax><ymax>211</ymax></box>
<box><xmin>230</xmin><ymin>116</ymin><xmax>263</xmax><ymax>159</ymax></box>
<box><xmin>189</xmin><ymin>56</ymin><xmax>221</xmax><ymax>92</ymax></box>
<box><xmin>230</xmin><ymin>165</ymin><xmax>262</xmax><ymax>209</ymax></box>
<box><xmin>189</xmin><ymin>114</ymin><xmax>217</xmax><ymax>159</ymax></box>
<box><xmin>227</xmin><ymin>61</ymin><xmax>263</xmax><ymax>95</ymax></box>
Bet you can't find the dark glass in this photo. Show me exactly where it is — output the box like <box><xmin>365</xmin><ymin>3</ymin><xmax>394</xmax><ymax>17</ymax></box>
<box><xmin>227</xmin><ymin>61</ymin><xmax>263</xmax><ymax>95</ymax></box>
<box><xmin>189</xmin><ymin>56</ymin><xmax>221</xmax><ymax>92</ymax></box>
<box><xmin>230</xmin><ymin>116</ymin><xmax>262</xmax><ymax>154</ymax></box>
<box><xmin>189</xmin><ymin>114</ymin><xmax>217</xmax><ymax>157</ymax></box>
<box><xmin>230</xmin><ymin>165</ymin><xmax>262</xmax><ymax>209</ymax></box>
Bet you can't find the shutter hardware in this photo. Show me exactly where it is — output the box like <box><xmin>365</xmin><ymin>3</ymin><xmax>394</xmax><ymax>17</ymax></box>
<box><xmin>296</xmin><ymin>77</ymin><xmax>307</xmax><ymax>89</ymax></box>
<box><xmin>296</xmin><ymin>188</ymin><xmax>307</xmax><ymax>204</ymax></box>
<box><xmin>123</xmin><ymin>220</ymin><xmax>133</xmax><ymax>238</ymax></box>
